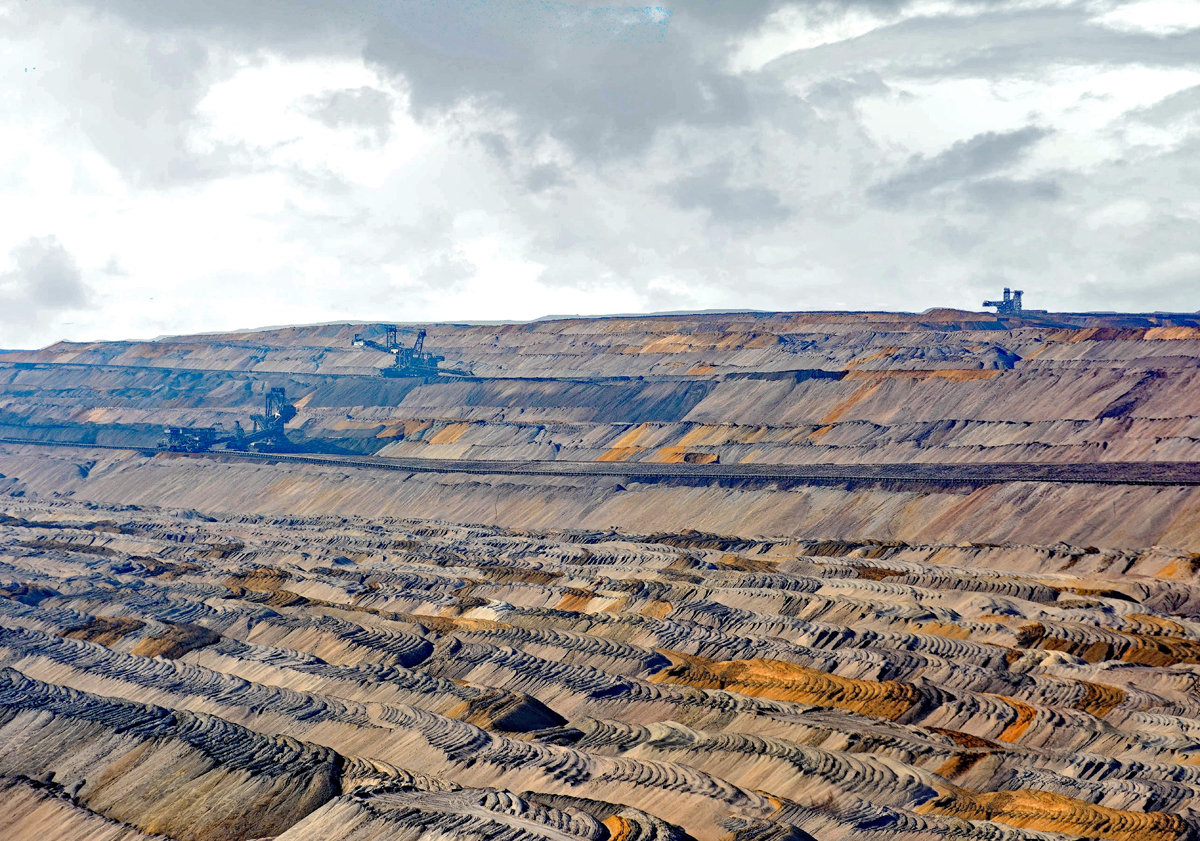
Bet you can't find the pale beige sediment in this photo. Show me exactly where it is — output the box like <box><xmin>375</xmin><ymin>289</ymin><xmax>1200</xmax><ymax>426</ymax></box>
<box><xmin>3</xmin><ymin>444</ymin><xmax>1199</xmax><ymax>557</ymax></box>
<box><xmin>3</xmin><ymin>493</ymin><xmax>1200</xmax><ymax>839</ymax></box>
<box><xmin>4</xmin><ymin>310</ymin><xmax>1200</xmax><ymax>840</ymax></box>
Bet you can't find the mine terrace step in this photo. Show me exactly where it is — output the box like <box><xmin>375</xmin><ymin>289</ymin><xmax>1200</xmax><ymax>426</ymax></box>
<box><xmin>3</xmin><ymin>438</ymin><xmax>1200</xmax><ymax>487</ymax></box>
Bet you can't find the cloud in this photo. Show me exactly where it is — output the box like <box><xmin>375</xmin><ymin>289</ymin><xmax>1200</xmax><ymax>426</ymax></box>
<box><xmin>869</xmin><ymin>127</ymin><xmax>1050</xmax><ymax>207</ymax></box>
<box><xmin>766</xmin><ymin>6</ymin><xmax>1200</xmax><ymax>83</ymax></box>
<box><xmin>804</xmin><ymin>72</ymin><xmax>890</xmax><ymax>108</ymax></box>
<box><xmin>963</xmin><ymin>178</ymin><xmax>1063</xmax><ymax>210</ymax></box>
<box><xmin>1068</xmin><ymin>260</ymin><xmax>1200</xmax><ymax>311</ymax></box>
<box><xmin>662</xmin><ymin>161</ymin><xmax>791</xmax><ymax>229</ymax></box>
<box><xmin>1126</xmin><ymin>82</ymin><xmax>1200</xmax><ymax>126</ymax></box>
<box><xmin>418</xmin><ymin>251</ymin><xmax>477</xmax><ymax>290</ymax></box>
<box><xmin>295</xmin><ymin>86</ymin><xmax>395</xmax><ymax>146</ymax></box>
<box><xmin>48</xmin><ymin>0</ymin><xmax>786</xmax><ymax>165</ymax></box>
<box><xmin>34</xmin><ymin>13</ymin><xmax>248</xmax><ymax>188</ymax></box>
<box><xmin>101</xmin><ymin>256</ymin><xmax>130</xmax><ymax>277</ymax></box>
<box><xmin>0</xmin><ymin>237</ymin><xmax>94</xmax><ymax>345</ymax></box>
<box><xmin>360</xmin><ymin>1</ymin><xmax>756</xmax><ymax>161</ymax></box>
<box><xmin>522</xmin><ymin>163</ymin><xmax>567</xmax><ymax>193</ymax></box>
<box><xmin>4</xmin><ymin>0</ymin><xmax>1200</xmax><ymax>349</ymax></box>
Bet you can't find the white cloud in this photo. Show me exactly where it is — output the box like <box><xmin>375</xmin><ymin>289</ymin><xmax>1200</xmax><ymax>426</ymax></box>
<box><xmin>728</xmin><ymin>4</ymin><xmax>897</xmax><ymax>73</ymax></box>
<box><xmin>853</xmin><ymin>64</ymin><xmax>1200</xmax><ymax>169</ymax></box>
<box><xmin>0</xmin><ymin>236</ymin><xmax>94</xmax><ymax>345</ymax></box>
<box><xmin>1086</xmin><ymin>198</ymin><xmax>1153</xmax><ymax>227</ymax></box>
<box><xmin>2</xmin><ymin>0</ymin><xmax>1200</xmax><ymax>347</ymax></box>
<box><xmin>729</xmin><ymin>0</ymin><xmax>1088</xmax><ymax>74</ymax></box>
<box><xmin>1093</xmin><ymin>0</ymin><xmax>1200</xmax><ymax>35</ymax></box>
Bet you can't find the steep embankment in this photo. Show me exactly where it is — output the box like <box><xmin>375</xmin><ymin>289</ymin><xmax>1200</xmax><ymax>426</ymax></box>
<box><xmin>5</xmin><ymin>310</ymin><xmax>1200</xmax><ymax>463</ymax></box>
<box><xmin>4</xmin><ymin>310</ymin><xmax>1200</xmax><ymax>840</ymax></box>
<box><xmin>2</xmin><ymin>443</ymin><xmax>1200</xmax><ymax>552</ymax></box>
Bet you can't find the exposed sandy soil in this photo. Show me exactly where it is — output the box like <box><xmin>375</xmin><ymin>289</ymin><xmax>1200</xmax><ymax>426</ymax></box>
<box><xmin>3</xmin><ymin>443</ymin><xmax>1200</xmax><ymax>553</ymax></box>
<box><xmin>2</xmin><ymin>311</ymin><xmax>1200</xmax><ymax>841</ymax></box>
<box><xmin>5</xmin><ymin>310</ymin><xmax>1200</xmax><ymax>464</ymax></box>
<box><xmin>3</xmin><ymin>498</ymin><xmax>1200</xmax><ymax>841</ymax></box>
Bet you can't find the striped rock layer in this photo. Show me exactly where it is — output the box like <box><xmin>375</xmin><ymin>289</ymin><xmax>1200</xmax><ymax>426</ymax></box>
<box><xmin>1</xmin><ymin>497</ymin><xmax>1199</xmax><ymax>841</ymax></box>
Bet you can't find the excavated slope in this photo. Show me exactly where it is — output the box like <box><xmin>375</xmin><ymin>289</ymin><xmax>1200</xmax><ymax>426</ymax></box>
<box><xmin>5</xmin><ymin>310</ymin><xmax>1200</xmax><ymax>464</ymax></box>
<box><xmin>2</xmin><ymin>497</ymin><xmax>1200</xmax><ymax>840</ymax></box>
<box><xmin>4</xmin><ymin>310</ymin><xmax>1200</xmax><ymax>841</ymax></box>
<box><xmin>2</xmin><ymin>442</ymin><xmax>1200</xmax><ymax>551</ymax></box>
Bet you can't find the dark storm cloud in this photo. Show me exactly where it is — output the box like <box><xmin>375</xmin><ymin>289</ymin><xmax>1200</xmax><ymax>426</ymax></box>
<box><xmin>0</xmin><ymin>237</ymin><xmax>94</xmax><ymax>340</ymax></box>
<box><xmin>44</xmin><ymin>1</ymin><xmax>373</xmax><ymax>52</ymax></box>
<box><xmin>869</xmin><ymin>127</ymin><xmax>1050</xmax><ymax>206</ymax></box>
<box><xmin>63</xmin><ymin>0</ymin><xmax>784</xmax><ymax>54</ymax></box>
<box><xmin>362</xmin><ymin>1</ymin><xmax>752</xmax><ymax>160</ymax></box>
<box><xmin>662</xmin><ymin>161</ymin><xmax>791</xmax><ymax>228</ymax></box>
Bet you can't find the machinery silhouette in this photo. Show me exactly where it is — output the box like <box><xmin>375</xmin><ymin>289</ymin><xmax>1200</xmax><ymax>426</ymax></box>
<box><xmin>247</xmin><ymin>387</ymin><xmax>297</xmax><ymax>446</ymax></box>
<box><xmin>984</xmin><ymin>288</ymin><xmax>1023</xmax><ymax>316</ymax></box>
<box><xmin>164</xmin><ymin>324</ymin><xmax>472</xmax><ymax>455</ymax></box>
<box><xmin>161</xmin><ymin>387</ymin><xmax>297</xmax><ymax>453</ymax></box>
<box><xmin>352</xmin><ymin>326</ymin><xmax>471</xmax><ymax>378</ymax></box>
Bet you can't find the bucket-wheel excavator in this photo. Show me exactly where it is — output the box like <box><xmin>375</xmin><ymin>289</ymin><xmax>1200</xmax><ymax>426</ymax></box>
<box><xmin>984</xmin><ymin>288</ymin><xmax>1023</xmax><ymax>315</ymax></box>
<box><xmin>161</xmin><ymin>387</ymin><xmax>297</xmax><ymax>453</ymax></box>
<box><xmin>352</xmin><ymin>326</ymin><xmax>471</xmax><ymax>378</ymax></box>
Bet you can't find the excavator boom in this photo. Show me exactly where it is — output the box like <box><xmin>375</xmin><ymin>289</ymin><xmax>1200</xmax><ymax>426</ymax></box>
<box><xmin>160</xmin><ymin>387</ymin><xmax>297</xmax><ymax>453</ymax></box>
<box><xmin>350</xmin><ymin>324</ymin><xmax>468</xmax><ymax>378</ymax></box>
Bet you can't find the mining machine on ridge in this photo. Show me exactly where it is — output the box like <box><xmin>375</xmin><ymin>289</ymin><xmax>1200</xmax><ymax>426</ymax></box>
<box><xmin>161</xmin><ymin>426</ymin><xmax>220</xmax><ymax>453</ymax></box>
<box><xmin>352</xmin><ymin>325</ymin><xmax>471</xmax><ymax>378</ymax></box>
<box><xmin>245</xmin><ymin>386</ymin><xmax>297</xmax><ymax>450</ymax></box>
<box><xmin>984</xmin><ymin>288</ymin><xmax>1023</xmax><ymax>315</ymax></box>
<box><xmin>161</xmin><ymin>387</ymin><xmax>297</xmax><ymax>453</ymax></box>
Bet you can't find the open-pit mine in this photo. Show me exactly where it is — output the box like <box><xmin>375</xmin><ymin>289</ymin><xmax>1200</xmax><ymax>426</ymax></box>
<box><xmin>5</xmin><ymin>308</ymin><xmax>1200</xmax><ymax>841</ymax></box>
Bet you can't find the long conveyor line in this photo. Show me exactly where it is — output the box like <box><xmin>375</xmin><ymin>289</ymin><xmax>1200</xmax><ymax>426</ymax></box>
<box><xmin>4</xmin><ymin>438</ymin><xmax>1200</xmax><ymax>487</ymax></box>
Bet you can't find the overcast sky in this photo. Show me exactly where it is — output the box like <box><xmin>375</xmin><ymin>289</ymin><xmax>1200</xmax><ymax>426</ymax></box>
<box><xmin>3</xmin><ymin>0</ymin><xmax>1200</xmax><ymax>347</ymax></box>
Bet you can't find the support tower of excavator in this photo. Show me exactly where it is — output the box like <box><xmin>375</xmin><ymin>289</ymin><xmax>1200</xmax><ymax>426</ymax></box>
<box><xmin>984</xmin><ymin>288</ymin><xmax>1023</xmax><ymax>316</ymax></box>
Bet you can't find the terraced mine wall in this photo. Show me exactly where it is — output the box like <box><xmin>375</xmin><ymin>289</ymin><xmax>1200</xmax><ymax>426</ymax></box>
<box><xmin>4</xmin><ymin>310</ymin><xmax>1200</xmax><ymax>841</ymax></box>
<box><xmin>6</xmin><ymin>310</ymin><xmax>1200</xmax><ymax>463</ymax></box>
<box><xmin>3</xmin><ymin>439</ymin><xmax>1200</xmax><ymax>555</ymax></box>
<box><xmin>5</xmin><ymin>496</ymin><xmax>1200</xmax><ymax>841</ymax></box>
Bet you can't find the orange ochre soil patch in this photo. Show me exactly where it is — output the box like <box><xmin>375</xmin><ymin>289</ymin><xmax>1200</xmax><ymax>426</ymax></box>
<box><xmin>919</xmin><ymin>787</ymin><xmax>1187</xmax><ymax>841</ymax></box>
<box><xmin>649</xmin><ymin>651</ymin><xmax>920</xmax><ymax>720</ymax></box>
